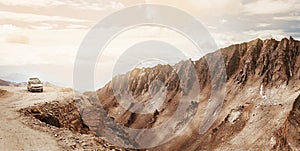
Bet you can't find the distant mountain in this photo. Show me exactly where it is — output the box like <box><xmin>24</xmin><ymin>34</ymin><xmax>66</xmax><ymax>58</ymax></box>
<box><xmin>82</xmin><ymin>37</ymin><xmax>300</xmax><ymax>150</ymax></box>
<box><xmin>0</xmin><ymin>78</ymin><xmax>62</xmax><ymax>88</ymax></box>
<box><xmin>0</xmin><ymin>78</ymin><xmax>27</xmax><ymax>87</ymax></box>
<box><xmin>0</xmin><ymin>79</ymin><xmax>13</xmax><ymax>86</ymax></box>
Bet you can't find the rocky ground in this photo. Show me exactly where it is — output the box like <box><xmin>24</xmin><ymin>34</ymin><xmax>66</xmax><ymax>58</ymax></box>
<box><xmin>0</xmin><ymin>86</ymin><xmax>124</xmax><ymax>151</ymax></box>
<box><xmin>0</xmin><ymin>86</ymin><xmax>62</xmax><ymax>151</ymax></box>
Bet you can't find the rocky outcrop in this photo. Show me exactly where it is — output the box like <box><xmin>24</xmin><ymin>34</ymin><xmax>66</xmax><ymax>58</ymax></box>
<box><xmin>222</xmin><ymin>37</ymin><xmax>300</xmax><ymax>86</ymax></box>
<box><xmin>0</xmin><ymin>89</ymin><xmax>7</xmax><ymax>96</ymax></box>
<box><xmin>21</xmin><ymin>99</ymin><xmax>90</xmax><ymax>134</ymax></box>
<box><xmin>20</xmin><ymin>98</ymin><xmax>128</xmax><ymax>151</ymax></box>
<box><xmin>272</xmin><ymin>94</ymin><xmax>300</xmax><ymax>150</ymax></box>
<box><xmin>82</xmin><ymin>37</ymin><xmax>300</xmax><ymax>150</ymax></box>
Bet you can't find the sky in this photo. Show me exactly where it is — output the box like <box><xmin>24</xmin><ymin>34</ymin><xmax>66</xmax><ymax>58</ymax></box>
<box><xmin>0</xmin><ymin>0</ymin><xmax>299</xmax><ymax>90</ymax></box>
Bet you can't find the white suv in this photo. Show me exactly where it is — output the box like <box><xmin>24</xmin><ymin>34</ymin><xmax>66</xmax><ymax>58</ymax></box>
<box><xmin>27</xmin><ymin>78</ymin><xmax>43</xmax><ymax>92</ymax></box>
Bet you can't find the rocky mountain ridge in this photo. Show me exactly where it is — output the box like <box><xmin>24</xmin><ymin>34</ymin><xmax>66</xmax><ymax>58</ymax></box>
<box><xmin>81</xmin><ymin>37</ymin><xmax>300</xmax><ymax>150</ymax></box>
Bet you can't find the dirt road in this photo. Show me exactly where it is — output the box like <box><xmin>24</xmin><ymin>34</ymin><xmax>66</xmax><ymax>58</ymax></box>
<box><xmin>0</xmin><ymin>86</ymin><xmax>74</xmax><ymax>151</ymax></box>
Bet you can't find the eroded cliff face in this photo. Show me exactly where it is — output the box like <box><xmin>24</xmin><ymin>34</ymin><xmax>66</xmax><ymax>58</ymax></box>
<box><xmin>22</xmin><ymin>99</ymin><xmax>90</xmax><ymax>134</ymax></box>
<box><xmin>222</xmin><ymin>37</ymin><xmax>300</xmax><ymax>85</ymax></box>
<box><xmin>83</xmin><ymin>37</ymin><xmax>300</xmax><ymax>150</ymax></box>
<box><xmin>273</xmin><ymin>94</ymin><xmax>300</xmax><ymax>150</ymax></box>
<box><xmin>20</xmin><ymin>97</ymin><xmax>128</xmax><ymax>151</ymax></box>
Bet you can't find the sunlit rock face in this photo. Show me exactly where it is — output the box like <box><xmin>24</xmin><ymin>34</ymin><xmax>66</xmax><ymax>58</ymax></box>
<box><xmin>83</xmin><ymin>37</ymin><xmax>300</xmax><ymax>150</ymax></box>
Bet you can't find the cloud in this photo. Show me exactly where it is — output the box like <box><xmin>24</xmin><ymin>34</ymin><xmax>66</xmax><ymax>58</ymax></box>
<box><xmin>256</xmin><ymin>23</ymin><xmax>271</xmax><ymax>27</ymax></box>
<box><xmin>209</xmin><ymin>28</ymin><xmax>295</xmax><ymax>49</ymax></box>
<box><xmin>273</xmin><ymin>16</ymin><xmax>300</xmax><ymax>21</ymax></box>
<box><xmin>243</xmin><ymin>0</ymin><xmax>298</xmax><ymax>15</ymax></box>
<box><xmin>291</xmin><ymin>24</ymin><xmax>300</xmax><ymax>29</ymax></box>
<box><xmin>0</xmin><ymin>24</ymin><xmax>19</xmax><ymax>31</ymax></box>
<box><xmin>0</xmin><ymin>11</ymin><xmax>88</xmax><ymax>23</ymax></box>
<box><xmin>0</xmin><ymin>1</ymin><xmax>127</xmax><ymax>31</ymax></box>
<box><xmin>30</xmin><ymin>23</ymin><xmax>59</xmax><ymax>30</ymax></box>
<box><xmin>0</xmin><ymin>24</ymin><xmax>29</xmax><ymax>44</ymax></box>
<box><xmin>0</xmin><ymin>10</ymin><xmax>89</xmax><ymax>30</ymax></box>
<box><xmin>219</xmin><ymin>19</ymin><xmax>228</xmax><ymax>24</ymax></box>
<box><xmin>55</xmin><ymin>1</ymin><xmax>125</xmax><ymax>11</ymax></box>
<box><xmin>0</xmin><ymin>0</ymin><xmax>63</xmax><ymax>7</ymax></box>
<box><xmin>243</xmin><ymin>29</ymin><xmax>287</xmax><ymax>40</ymax></box>
<box><xmin>209</xmin><ymin>31</ymin><xmax>250</xmax><ymax>48</ymax></box>
<box><xmin>0</xmin><ymin>0</ymin><xmax>125</xmax><ymax>11</ymax></box>
<box><xmin>5</xmin><ymin>34</ymin><xmax>29</xmax><ymax>44</ymax></box>
<box><xmin>30</xmin><ymin>23</ymin><xmax>87</xmax><ymax>30</ymax></box>
<box><xmin>207</xmin><ymin>26</ymin><xmax>217</xmax><ymax>30</ymax></box>
<box><xmin>66</xmin><ymin>24</ymin><xmax>88</xmax><ymax>29</ymax></box>
<box><xmin>146</xmin><ymin>0</ymin><xmax>243</xmax><ymax>16</ymax></box>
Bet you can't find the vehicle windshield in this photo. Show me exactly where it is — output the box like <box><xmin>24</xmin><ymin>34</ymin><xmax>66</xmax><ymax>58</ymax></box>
<box><xmin>30</xmin><ymin>79</ymin><xmax>41</xmax><ymax>84</ymax></box>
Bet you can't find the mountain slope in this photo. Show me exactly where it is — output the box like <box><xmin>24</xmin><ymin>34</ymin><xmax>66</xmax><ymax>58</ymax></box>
<box><xmin>83</xmin><ymin>37</ymin><xmax>300</xmax><ymax>150</ymax></box>
<box><xmin>0</xmin><ymin>79</ymin><xmax>13</xmax><ymax>86</ymax></box>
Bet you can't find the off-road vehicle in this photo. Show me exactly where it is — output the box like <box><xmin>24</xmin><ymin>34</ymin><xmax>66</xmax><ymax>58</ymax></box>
<box><xmin>27</xmin><ymin>78</ymin><xmax>43</xmax><ymax>92</ymax></box>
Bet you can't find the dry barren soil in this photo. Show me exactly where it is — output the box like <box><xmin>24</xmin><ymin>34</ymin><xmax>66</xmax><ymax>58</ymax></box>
<box><xmin>0</xmin><ymin>86</ymin><xmax>69</xmax><ymax>150</ymax></box>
